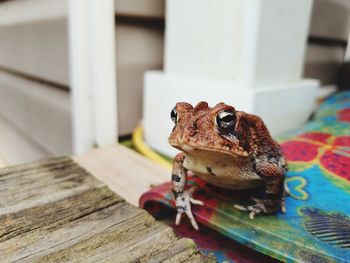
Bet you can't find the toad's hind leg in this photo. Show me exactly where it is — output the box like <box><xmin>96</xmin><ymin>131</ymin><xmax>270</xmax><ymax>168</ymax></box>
<box><xmin>234</xmin><ymin>160</ymin><xmax>285</xmax><ymax>219</ymax></box>
<box><xmin>171</xmin><ymin>153</ymin><xmax>204</xmax><ymax>230</ymax></box>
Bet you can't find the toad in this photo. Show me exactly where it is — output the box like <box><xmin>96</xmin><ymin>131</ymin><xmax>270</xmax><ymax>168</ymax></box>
<box><xmin>169</xmin><ymin>102</ymin><xmax>287</xmax><ymax>230</ymax></box>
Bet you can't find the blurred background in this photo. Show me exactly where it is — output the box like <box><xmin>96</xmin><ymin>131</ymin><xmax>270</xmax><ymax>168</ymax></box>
<box><xmin>0</xmin><ymin>0</ymin><xmax>349</xmax><ymax>165</ymax></box>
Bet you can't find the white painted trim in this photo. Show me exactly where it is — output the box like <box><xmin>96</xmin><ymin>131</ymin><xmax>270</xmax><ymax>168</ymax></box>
<box><xmin>68</xmin><ymin>0</ymin><xmax>117</xmax><ymax>155</ymax></box>
<box><xmin>68</xmin><ymin>0</ymin><xmax>94</xmax><ymax>155</ymax></box>
<box><xmin>89</xmin><ymin>0</ymin><xmax>118</xmax><ymax>146</ymax></box>
<box><xmin>0</xmin><ymin>0</ymin><xmax>67</xmax><ymax>26</ymax></box>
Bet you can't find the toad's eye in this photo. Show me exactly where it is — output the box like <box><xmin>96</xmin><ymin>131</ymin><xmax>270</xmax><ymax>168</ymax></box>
<box><xmin>171</xmin><ymin>107</ymin><xmax>178</xmax><ymax>124</ymax></box>
<box><xmin>216</xmin><ymin>110</ymin><xmax>236</xmax><ymax>131</ymax></box>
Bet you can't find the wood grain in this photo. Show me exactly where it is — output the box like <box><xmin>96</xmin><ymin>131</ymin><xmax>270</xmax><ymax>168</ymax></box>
<box><xmin>0</xmin><ymin>157</ymin><xmax>215</xmax><ymax>262</ymax></box>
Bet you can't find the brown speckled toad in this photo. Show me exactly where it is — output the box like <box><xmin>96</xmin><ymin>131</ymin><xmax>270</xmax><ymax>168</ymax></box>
<box><xmin>169</xmin><ymin>101</ymin><xmax>287</xmax><ymax>230</ymax></box>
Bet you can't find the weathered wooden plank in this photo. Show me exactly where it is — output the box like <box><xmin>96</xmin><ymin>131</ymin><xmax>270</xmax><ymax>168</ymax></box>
<box><xmin>0</xmin><ymin>157</ymin><xmax>103</xmax><ymax>216</ymax></box>
<box><xmin>0</xmin><ymin>187</ymin><xmax>136</xmax><ymax>261</ymax></box>
<box><xmin>0</xmin><ymin>187</ymin><xmax>122</xmax><ymax>242</ymax></box>
<box><xmin>33</xmin><ymin>212</ymin><xmax>208</xmax><ymax>263</ymax></box>
<box><xmin>0</xmin><ymin>157</ymin><xmax>215</xmax><ymax>262</ymax></box>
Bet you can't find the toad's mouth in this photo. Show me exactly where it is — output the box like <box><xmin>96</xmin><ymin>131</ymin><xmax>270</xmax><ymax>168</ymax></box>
<box><xmin>169</xmin><ymin>142</ymin><xmax>249</xmax><ymax>157</ymax></box>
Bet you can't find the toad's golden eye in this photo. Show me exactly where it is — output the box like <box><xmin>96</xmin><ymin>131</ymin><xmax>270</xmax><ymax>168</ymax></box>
<box><xmin>216</xmin><ymin>110</ymin><xmax>236</xmax><ymax>131</ymax></box>
<box><xmin>171</xmin><ymin>107</ymin><xmax>178</xmax><ymax>124</ymax></box>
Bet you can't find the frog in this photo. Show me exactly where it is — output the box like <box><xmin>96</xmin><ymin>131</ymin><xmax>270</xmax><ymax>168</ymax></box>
<box><xmin>168</xmin><ymin>101</ymin><xmax>287</xmax><ymax>230</ymax></box>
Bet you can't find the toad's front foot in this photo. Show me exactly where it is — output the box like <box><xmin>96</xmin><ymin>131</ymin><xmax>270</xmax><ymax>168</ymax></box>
<box><xmin>234</xmin><ymin>198</ymin><xmax>280</xmax><ymax>220</ymax></box>
<box><xmin>175</xmin><ymin>190</ymin><xmax>204</xmax><ymax>230</ymax></box>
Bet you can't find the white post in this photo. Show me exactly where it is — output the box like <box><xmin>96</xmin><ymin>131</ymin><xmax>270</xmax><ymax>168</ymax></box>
<box><xmin>68</xmin><ymin>0</ymin><xmax>117</xmax><ymax>155</ymax></box>
<box><xmin>68</xmin><ymin>0</ymin><xmax>94</xmax><ymax>155</ymax></box>
<box><xmin>144</xmin><ymin>0</ymin><xmax>319</xmax><ymax>157</ymax></box>
<box><xmin>89</xmin><ymin>0</ymin><xmax>117</xmax><ymax>147</ymax></box>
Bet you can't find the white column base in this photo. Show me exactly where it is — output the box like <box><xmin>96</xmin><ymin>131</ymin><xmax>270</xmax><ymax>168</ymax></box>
<box><xmin>143</xmin><ymin>71</ymin><xmax>319</xmax><ymax>157</ymax></box>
